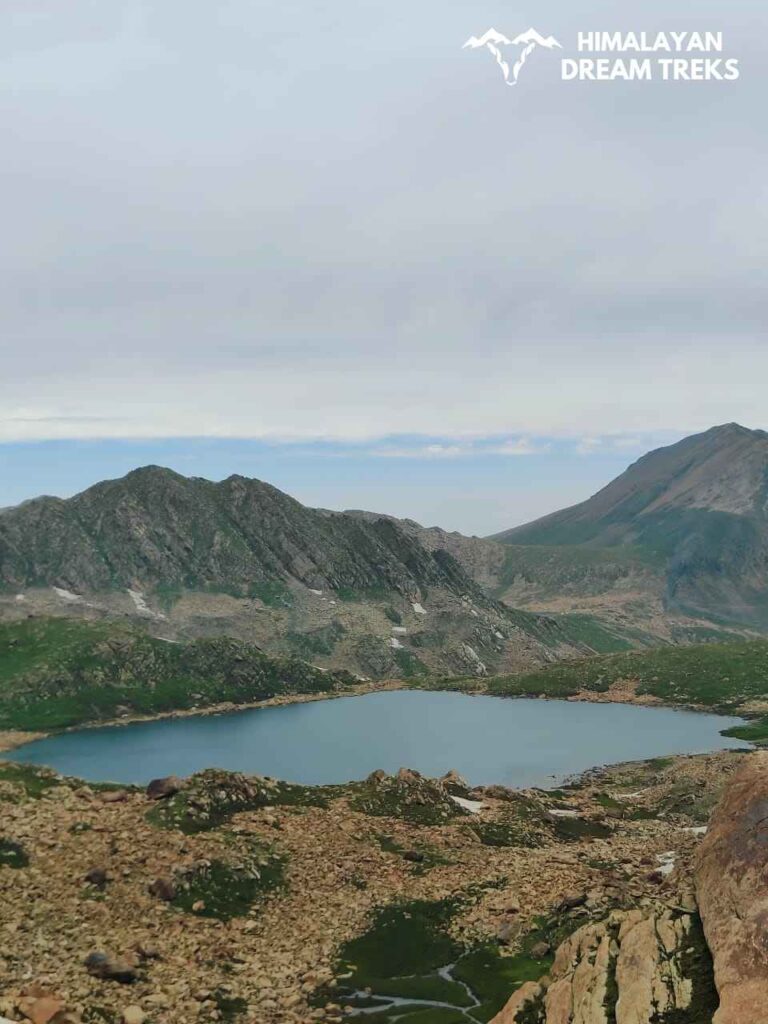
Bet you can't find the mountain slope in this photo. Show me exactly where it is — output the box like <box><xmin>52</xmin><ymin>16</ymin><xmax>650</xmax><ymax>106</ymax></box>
<box><xmin>0</xmin><ymin>617</ymin><xmax>356</xmax><ymax>730</ymax></box>
<box><xmin>0</xmin><ymin>468</ymin><xmax>582</xmax><ymax>679</ymax></box>
<box><xmin>494</xmin><ymin>424</ymin><xmax>768</xmax><ymax>629</ymax></box>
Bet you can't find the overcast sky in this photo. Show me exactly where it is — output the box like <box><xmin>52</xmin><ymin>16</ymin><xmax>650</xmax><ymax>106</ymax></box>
<box><xmin>1</xmin><ymin>0</ymin><xmax>765</xmax><ymax>531</ymax></box>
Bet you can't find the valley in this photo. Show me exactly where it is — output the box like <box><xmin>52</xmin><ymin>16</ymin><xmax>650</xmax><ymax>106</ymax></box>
<box><xmin>2</xmin><ymin>424</ymin><xmax>768</xmax><ymax>1023</ymax></box>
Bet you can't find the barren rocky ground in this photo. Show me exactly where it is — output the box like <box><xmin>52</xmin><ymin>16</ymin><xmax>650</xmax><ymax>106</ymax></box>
<box><xmin>0</xmin><ymin>748</ymin><xmax>754</xmax><ymax>1024</ymax></box>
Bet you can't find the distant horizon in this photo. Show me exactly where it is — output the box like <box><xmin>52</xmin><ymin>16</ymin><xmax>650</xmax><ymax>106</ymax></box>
<box><xmin>2</xmin><ymin>422</ymin><xmax>758</xmax><ymax>536</ymax></box>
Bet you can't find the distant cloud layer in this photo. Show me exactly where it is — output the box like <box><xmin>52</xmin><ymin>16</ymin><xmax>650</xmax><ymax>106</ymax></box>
<box><xmin>1</xmin><ymin>0</ymin><xmax>765</xmax><ymax>446</ymax></box>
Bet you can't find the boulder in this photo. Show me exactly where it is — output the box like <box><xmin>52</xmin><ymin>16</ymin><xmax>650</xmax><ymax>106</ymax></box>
<box><xmin>17</xmin><ymin>992</ymin><xmax>64</xmax><ymax>1024</ymax></box>
<box><xmin>695</xmin><ymin>751</ymin><xmax>768</xmax><ymax>1024</ymax></box>
<box><xmin>84</xmin><ymin>952</ymin><xmax>137</xmax><ymax>984</ymax></box>
<box><xmin>84</xmin><ymin>867</ymin><xmax>109</xmax><ymax>887</ymax></box>
<box><xmin>146</xmin><ymin>776</ymin><xmax>183</xmax><ymax>800</ymax></box>
<box><xmin>121</xmin><ymin>1008</ymin><xmax>146</xmax><ymax>1024</ymax></box>
<box><xmin>148</xmin><ymin>876</ymin><xmax>177</xmax><ymax>901</ymax></box>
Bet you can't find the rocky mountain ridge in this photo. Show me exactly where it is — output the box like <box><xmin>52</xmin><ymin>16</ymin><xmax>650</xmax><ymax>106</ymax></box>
<box><xmin>0</xmin><ymin>468</ymin><xmax>583</xmax><ymax>680</ymax></box>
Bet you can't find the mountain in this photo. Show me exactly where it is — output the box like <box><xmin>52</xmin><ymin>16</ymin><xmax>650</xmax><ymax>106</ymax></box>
<box><xmin>0</xmin><ymin>467</ymin><xmax>581</xmax><ymax>679</ymax></box>
<box><xmin>494</xmin><ymin>424</ymin><xmax>768</xmax><ymax>630</ymax></box>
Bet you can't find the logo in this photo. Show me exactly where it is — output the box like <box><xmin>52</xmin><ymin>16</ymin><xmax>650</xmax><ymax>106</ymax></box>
<box><xmin>463</xmin><ymin>28</ymin><xmax>740</xmax><ymax>88</ymax></box>
<box><xmin>462</xmin><ymin>27</ymin><xmax>562</xmax><ymax>86</ymax></box>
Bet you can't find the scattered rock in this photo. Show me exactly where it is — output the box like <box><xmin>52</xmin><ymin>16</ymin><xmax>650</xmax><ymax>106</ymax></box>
<box><xmin>148</xmin><ymin>876</ymin><xmax>177</xmax><ymax>901</ymax></box>
<box><xmin>84</xmin><ymin>953</ymin><xmax>137</xmax><ymax>984</ymax></box>
<box><xmin>99</xmin><ymin>789</ymin><xmax>128</xmax><ymax>803</ymax></box>
<box><xmin>84</xmin><ymin>867</ymin><xmax>109</xmax><ymax>887</ymax></box>
<box><xmin>146</xmin><ymin>776</ymin><xmax>183</xmax><ymax>800</ymax></box>
<box><xmin>121</xmin><ymin>1007</ymin><xmax>146</xmax><ymax>1024</ymax></box>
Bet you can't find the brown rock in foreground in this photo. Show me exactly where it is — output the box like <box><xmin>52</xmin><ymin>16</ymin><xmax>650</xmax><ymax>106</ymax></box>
<box><xmin>491</xmin><ymin>906</ymin><xmax>702</xmax><ymax>1023</ymax></box>
<box><xmin>695</xmin><ymin>751</ymin><xmax>768</xmax><ymax>1024</ymax></box>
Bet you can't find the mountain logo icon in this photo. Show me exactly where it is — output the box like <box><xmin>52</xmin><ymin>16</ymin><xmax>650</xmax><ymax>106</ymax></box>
<box><xmin>462</xmin><ymin>27</ymin><xmax>562</xmax><ymax>86</ymax></box>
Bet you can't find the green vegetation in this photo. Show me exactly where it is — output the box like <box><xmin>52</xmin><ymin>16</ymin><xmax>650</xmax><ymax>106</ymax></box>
<box><xmin>337</xmin><ymin>898</ymin><xmax>466</xmax><ymax>1007</ymax></box>
<box><xmin>0</xmin><ymin>838</ymin><xmax>29</xmax><ymax>868</ymax></box>
<box><xmin>349</xmin><ymin>773</ymin><xmax>464</xmax><ymax>826</ymax></box>
<box><xmin>553</xmin><ymin>614</ymin><xmax>639</xmax><ymax>654</ymax></box>
<box><xmin>0</xmin><ymin>761</ymin><xmax>65</xmax><ymax>799</ymax></box>
<box><xmin>285</xmin><ymin>621</ymin><xmax>345</xmax><ymax>658</ymax></box>
<box><xmin>333</xmin><ymin>896</ymin><xmax>577</xmax><ymax>1024</ymax></box>
<box><xmin>375</xmin><ymin>833</ymin><xmax>453</xmax><ymax>871</ymax></box>
<box><xmin>148</xmin><ymin>769</ymin><xmax>337</xmax><ymax>833</ymax></box>
<box><xmin>0</xmin><ymin>618</ymin><xmax>355</xmax><ymax>730</ymax></box>
<box><xmin>211</xmin><ymin>990</ymin><xmax>248</xmax><ymax>1023</ymax></box>
<box><xmin>247</xmin><ymin>580</ymin><xmax>293</xmax><ymax>608</ymax></box>
<box><xmin>485</xmin><ymin>639</ymin><xmax>768</xmax><ymax>713</ymax></box>
<box><xmin>172</xmin><ymin>841</ymin><xmax>285</xmax><ymax>920</ymax></box>
<box><xmin>392</xmin><ymin>648</ymin><xmax>430</xmax><ymax>679</ymax></box>
<box><xmin>723</xmin><ymin>717</ymin><xmax>768</xmax><ymax>744</ymax></box>
<box><xmin>0</xmin><ymin>761</ymin><xmax>131</xmax><ymax>801</ymax></box>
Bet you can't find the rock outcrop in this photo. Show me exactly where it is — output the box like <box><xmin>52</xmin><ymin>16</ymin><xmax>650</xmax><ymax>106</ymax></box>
<box><xmin>491</xmin><ymin>905</ymin><xmax>713</xmax><ymax>1024</ymax></box>
<box><xmin>695</xmin><ymin>751</ymin><xmax>768</xmax><ymax>1023</ymax></box>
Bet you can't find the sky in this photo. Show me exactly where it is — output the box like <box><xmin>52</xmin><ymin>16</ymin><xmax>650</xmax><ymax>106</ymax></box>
<box><xmin>1</xmin><ymin>0</ymin><xmax>766</xmax><ymax>532</ymax></box>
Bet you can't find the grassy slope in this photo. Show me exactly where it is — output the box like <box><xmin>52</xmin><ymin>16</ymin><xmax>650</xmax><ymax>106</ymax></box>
<box><xmin>484</xmin><ymin>640</ymin><xmax>768</xmax><ymax>742</ymax></box>
<box><xmin>0</xmin><ymin>617</ymin><xmax>354</xmax><ymax>730</ymax></box>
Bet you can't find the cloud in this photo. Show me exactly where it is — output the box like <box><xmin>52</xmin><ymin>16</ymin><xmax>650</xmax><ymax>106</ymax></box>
<box><xmin>0</xmin><ymin>0</ymin><xmax>764</xmax><ymax>446</ymax></box>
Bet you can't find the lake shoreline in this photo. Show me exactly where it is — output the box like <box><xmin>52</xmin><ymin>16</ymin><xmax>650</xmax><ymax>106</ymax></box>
<box><xmin>0</xmin><ymin>674</ymin><xmax>753</xmax><ymax>757</ymax></box>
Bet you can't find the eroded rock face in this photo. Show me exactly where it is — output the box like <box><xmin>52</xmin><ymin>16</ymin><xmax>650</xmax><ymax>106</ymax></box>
<box><xmin>695</xmin><ymin>751</ymin><xmax>768</xmax><ymax>1024</ymax></box>
<box><xmin>491</xmin><ymin>906</ymin><xmax>706</xmax><ymax>1024</ymax></box>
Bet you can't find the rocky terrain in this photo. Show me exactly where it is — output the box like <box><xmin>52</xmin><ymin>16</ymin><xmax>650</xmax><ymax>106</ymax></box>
<box><xmin>493</xmin><ymin>424</ymin><xmax>768</xmax><ymax>634</ymax></box>
<box><xmin>0</xmin><ymin>469</ymin><xmax>583</xmax><ymax>680</ymax></box>
<box><xmin>491</xmin><ymin>751</ymin><xmax>768</xmax><ymax>1023</ymax></box>
<box><xmin>0</xmin><ymin>748</ymin><xmax>764</xmax><ymax>1024</ymax></box>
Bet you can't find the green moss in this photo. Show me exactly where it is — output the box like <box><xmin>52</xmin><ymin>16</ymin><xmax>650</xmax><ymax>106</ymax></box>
<box><xmin>551</xmin><ymin>817</ymin><xmax>612</xmax><ymax>842</ymax></box>
<box><xmin>0</xmin><ymin>838</ymin><xmax>29</xmax><ymax>868</ymax></box>
<box><xmin>211</xmin><ymin>989</ymin><xmax>249</xmax><ymax>1022</ymax></box>
<box><xmin>172</xmin><ymin>844</ymin><xmax>285</xmax><ymax>921</ymax></box>
<box><xmin>469</xmin><ymin>821</ymin><xmax>543</xmax><ymax>849</ymax></box>
<box><xmin>349</xmin><ymin>774</ymin><xmax>463</xmax><ymax>825</ymax></box>
<box><xmin>339</xmin><ymin>898</ymin><xmax>462</xmax><ymax>983</ymax></box>
<box><xmin>656</xmin><ymin>915</ymin><xmax>719</xmax><ymax>1023</ymax></box>
<box><xmin>0</xmin><ymin>761</ymin><xmax>63</xmax><ymax>799</ymax></box>
<box><xmin>148</xmin><ymin>769</ymin><xmax>338</xmax><ymax>833</ymax></box>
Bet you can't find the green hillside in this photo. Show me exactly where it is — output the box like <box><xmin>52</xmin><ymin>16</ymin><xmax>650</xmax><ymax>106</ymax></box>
<box><xmin>0</xmin><ymin>617</ymin><xmax>355</xmax><ymax>730</ymax></box>
<box><xmin>485</xmin><ymin>640</ymin><xmax>768</xmax><ymax>742</ymax></box>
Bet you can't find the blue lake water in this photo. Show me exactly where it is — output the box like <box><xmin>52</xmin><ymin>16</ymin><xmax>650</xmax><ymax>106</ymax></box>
<box><xmin>5</xmin><ymin>690</ymin><xmax>751</xmax><ymax>788</ymax></box>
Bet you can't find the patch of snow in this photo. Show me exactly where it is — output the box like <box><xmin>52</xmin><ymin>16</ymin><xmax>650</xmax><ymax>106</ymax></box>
<box><xmin>412</xmin><ymin>602</ymin><xmax>427</xmax><ymax>615</ymax></box>
<box><xmin>392</xmin><ymin>626</ymin><xmax>407</xmax><ymax>634</ymax></box>
<box><xmin>451</xmin><ymin>795</ymin><xmax>484</xmax><ymax>815</ymax></box>
<box><xmin>613</xmin><ymin>790</ymin><xmax>646</xmax><ymax>801</ymax></box>
<box><xmin>127</xmin><ymin>589</ymin><xmax>151</xmax><ymax>614</ymax></box>
<box><xmin>389</xmin><ymin>637</ymin><xmax>404</xmax><ymax>649</ymax></box>
<box><xmin>683</xmin><ymin>825</ymin><xmax>708</xmax><ymax>836</ymax></box>
<box><xmin>52</xmin><ymin>587</ymin><xmax>81</xmax><ymax>603</ymax></box>
<box><xmin>657</xmin><ymin>851</ymin><xmax>677</xmax><ymax>876</ymax></box>
<box><xmin>15</xmin><ymin>594</ymin><xmax>26</xmax><ymax>603</ymax></box>
<box><xmin>470</xmin><ymin>609</ymin><xmax>479</xmax><ymax>617</ymax></box>
<box><xmin>157</xmin><ymin>637</ymin><xmax>181</xmax><ymax>644</ymax></box>
<box><xmin>127</xmin><ymin>588</ymin><xmax>166</xmax><ymax>620</ymax></box>
<box><xmin>460</xmin><ymin>643</ymin><xmax>487</xmax><ymax>675</ymax></box>
<box><xmin>308</xmin><ymin>588</ymin><xmax>323</xmax><ymax>596</ymax></box>
<box><xmin>548</xmin><ymin>808</ymin><xmax>580</xmax><ymax>819</ymax></box>
<box><xmin>494</xmin><ymin>630</ymin><xmax>504</xmax><ymax>639</ymax></box>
